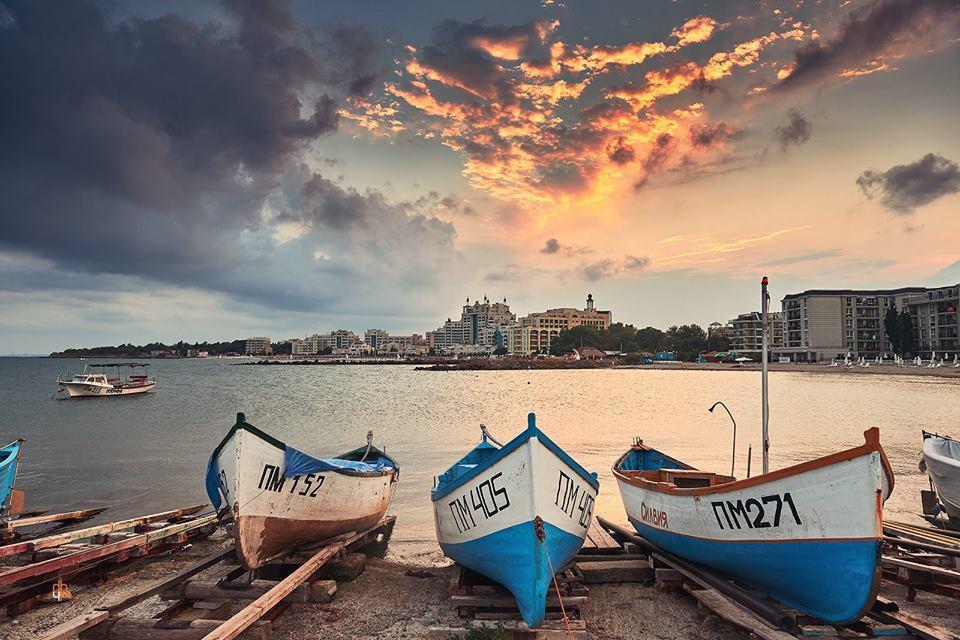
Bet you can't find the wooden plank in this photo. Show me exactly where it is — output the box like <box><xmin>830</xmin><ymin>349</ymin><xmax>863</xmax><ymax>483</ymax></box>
<box><xmin>0</xmin><ymin>505</ymin><xmax>206</xmax><ymax>557</ymax></box>
<box><xmin>0</xmin><ymin>515</ymin><xmax>216</xmax><ymax>586</ymax></box>
<box><xmin>79</xmin><ymin>618</ymin><xmax>270</xmax><ymax>640</ymax></box>
<box><xmin>98</xmin><ymin>546</ymin><xmax>235</xmax><ymax>613</ymax></box>
<box><xmin>882</xmin><ymin>555</ymin><xmax>960</xmax><ymax>580</ymax></box>
<box><xmin>37</xmin><ymin>610</ymin><xmax>110</xmax><ymax>640</ymax></box>
<box><xmin>683</xmin><ymin>585</ymin><xmax>794</xmax><ymax>640</ymax></box>
<box><xmin>868</xmin><ymin>607</ymin><xmax>956</xmax><ymax>640</ymax></box>
<box><xmin>578</xmin><ymin>559</ymin><xmax>651</xmax><ymax>583</ymax></box>
<box><xmin>2</xmin><ymin>507</ymin><xmax>109</xmax><ymax>531</ymax></box>
<box><xmin>199</xmin><ymin>518</ymin><xmax>392</xmax><ymax>640</ymax></box>
<box><xmin>449</xmin><ymin>594</ymin><xmax>588</xmax><ymax>608</ymax></box>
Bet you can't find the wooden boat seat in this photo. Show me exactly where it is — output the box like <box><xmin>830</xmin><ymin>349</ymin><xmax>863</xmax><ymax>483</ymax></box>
<box><xmin>625</xmin><ymin>468</ymin><xmax>734</xmax><ymax>489</ymax></box>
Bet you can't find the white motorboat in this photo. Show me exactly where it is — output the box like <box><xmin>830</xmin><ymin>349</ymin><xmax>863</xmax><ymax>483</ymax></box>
<box><xmin>57</xmin><ymin>363</ymin><xmax>156</xmax><ymax>397</ymax></box>
<box><xmin>921</xmin><ymin>431</ymin><xmax>960</xmax><ymax>525</ymax></box>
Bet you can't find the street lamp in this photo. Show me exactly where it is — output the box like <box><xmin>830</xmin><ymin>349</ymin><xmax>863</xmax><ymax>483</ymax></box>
<box><xmin>708</xmin><ymin>401</ymin><xmax>737</xmax><ymax>477</ymax></box>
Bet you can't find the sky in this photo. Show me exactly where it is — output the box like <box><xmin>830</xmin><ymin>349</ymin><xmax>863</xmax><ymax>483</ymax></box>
<box><xmin>1</xmin><ymin>0</ymin><xmax>959</xmax><ymax>354</ymax></box>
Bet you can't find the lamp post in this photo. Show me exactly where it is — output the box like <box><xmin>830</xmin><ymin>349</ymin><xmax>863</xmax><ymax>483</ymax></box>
<box><xmin>709</xmin><ymin>401</ymin><xmax>737</xmax><ymax>477</ymax></box>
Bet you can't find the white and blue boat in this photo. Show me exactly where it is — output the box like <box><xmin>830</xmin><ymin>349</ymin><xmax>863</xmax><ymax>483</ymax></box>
<box><xmin>613</xmin><ymin>429</ymin><xmax>893</xmax><ymax>624</ymax></box>
<box><xmin>0</xmin><ymin>440</ymin><xmax>24</xmax><ymax>518</ymax></box>
<box><xmin>432</xmin><ymin>413</ymin><xmax>598</xmax><ymax>627</ymax></box>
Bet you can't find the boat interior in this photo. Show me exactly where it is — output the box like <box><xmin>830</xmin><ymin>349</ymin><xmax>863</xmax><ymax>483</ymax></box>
<box><xmin>435</xmin><ymin>439</ymin><xmax>499</xmax><ymax>493</ymax></box>
<box><xmin>616</xmin><ymin>444</ymin><xmax>735</xmax><ymax>488</ymax></box>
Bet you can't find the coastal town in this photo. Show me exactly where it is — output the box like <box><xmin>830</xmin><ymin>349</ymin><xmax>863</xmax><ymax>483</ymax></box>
<box><xmin>53</xmin><ymin>282</ymin><xmax>960</xmax><ymax>366</ymax></box>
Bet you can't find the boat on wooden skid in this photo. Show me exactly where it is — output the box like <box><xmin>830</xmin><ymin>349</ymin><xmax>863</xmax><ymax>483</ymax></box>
<box><xmin>206</xmin><ymin>413</ymin><xmax>399</xmax><ymax>569</ymax></box>
<box><xmin>921</xmin><ymin>431</ymin><xmax>960</xmax><ymax>525</ymax></box>
<box><xmin>433</xmin><ymin>413</ymin><xmax>598</xmax><ymax>627</ymax></box>
<box><xmin>613</xmin><ymin>277</ymin><xmax>894</xmax><ymax>625</ymax></box>
<box><xmin>0</xmin><ymin>439</ymin><xmax>25</xmax><ymax>519</ymax></box>
<box><xmin>613</xmin><ymin>430</ymin><xmax>892</xmax><ymax>624</ymax></box>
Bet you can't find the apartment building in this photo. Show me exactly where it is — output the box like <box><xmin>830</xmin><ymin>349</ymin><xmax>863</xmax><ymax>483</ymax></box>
<box><xmin>291</xmin><ymin>329</ymin><xmax>362</xmax><ymax>355</ymax></box>
<box><xmin>427</xmin><ymin>297</ymin><xmax>516</xmax><ymax>348</ymax></box>
<box><xmin>904</xmin><ymin>284</ymin><xmax>960</xmax><ymax>357</ymax></box>
<box><xmin>780</xmin><ymin>287</ymin><xmax>926</xmax><ymax>362</ymax></box>
<box><xmin>728</xmin><ymin>312</ymin><xmax>784</xmax><ymax>352</ymax></box>
<box><xmin>506</xmin><ymin>294</ymin><xmax>612</xmax><ymax>355</ymax></box>
<box><xmin>244</xmin><ymin>337</ymin><xmax>272</xmax><ymax>356</ymax></box>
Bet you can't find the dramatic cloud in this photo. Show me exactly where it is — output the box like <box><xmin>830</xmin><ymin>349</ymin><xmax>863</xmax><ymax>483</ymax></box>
<box><xmin>690</xmin><ymin>122</ymin><xmax>744</xmax><ymax>148</ymax></box>
<box><xmin>348</xmin><ymin>13</ymin><xmax>798</xmax><ymax>210</ymax></box>
<box><xmin>577</xmin><ymin>255</ymin><xmax>649</xmax><ymax>281</ymax></box>
<box><xmin>776</xmin><ymin>0</ymin><xmax>960</xmax><ymax>90</ymax></box>
<box><xmin>0</xmin><ymin>0</ymin><xmax>464</xmax><ymax>315</ymax></box>
<box><xmin>857</xmin><ymin>153</ymin><xmax>960</xmax><ymax>214</ymax></box>
<box><xmin>773</xmin><ymin>110</ymin><xmax>812</xmax><ymax>150</ymax></box>
<box><xmin>541</xmin><ymin>238</ymin><xmax>561</xmax><ymax>254</ymax></box>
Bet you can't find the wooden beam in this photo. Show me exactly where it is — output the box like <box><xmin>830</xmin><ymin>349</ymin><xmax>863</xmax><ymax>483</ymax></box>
<box><xmin>200</xmin><ymin>517</ymin><xmax>392</xmax><ymax>640</ymax></box>
<box><xmin>98</xmin><ymin>547</ymin><xmax>235</xmax><ymax>613</ymax></box>
<box><xmin>0</xmin><ymin>505</ymin><xmax>205</xmax><ymax>557</ymax></box>
<box><xmin>0</xmin><ymin>515</ymin><xmax>216</xmax><ymax>586</ymax></box>
<box><xmin>2</xmin><ymin>507</ymin><xmax>109</xmax><ymax>531</ymax></box>
<box><xmin>200</xmin><ymin>542</ymin><xmax>344</xmax><ymax>640</ymax></box>
<box><xmin>37</xmin><ymin>610</ymin><xmax>110</xmax><ymax>640</ymax></box>
<box><xmin>684</xmin><ymin>584</ymin><xmax>794</xmax><ymax>640</ymax></box>
<box><xmin>882</xmin><ymin>555</ymin><xmax>960</xmax><ymax>580</ymax></box>
<box><xmin>79</xmin><ymin>619</ymin><xmax>270</xmax><ymax>640</ymax></box>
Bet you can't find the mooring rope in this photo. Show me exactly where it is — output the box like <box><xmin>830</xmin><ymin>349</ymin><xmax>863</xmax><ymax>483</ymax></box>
<box><xmin>534</xmin><ymin>516</ymin><xmax>575</xmax><ymax>640</ymax></box>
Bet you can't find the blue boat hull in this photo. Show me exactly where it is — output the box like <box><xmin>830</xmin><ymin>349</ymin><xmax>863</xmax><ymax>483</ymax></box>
<box><xmin>631</xmin><ymin>518</ymin><xmax>881</xmax><ymax>624</ymax></box>
<box><xmin>440</xmin><ymin>519</ymin><xmax>584</xmax><ymax>627</ymax></box>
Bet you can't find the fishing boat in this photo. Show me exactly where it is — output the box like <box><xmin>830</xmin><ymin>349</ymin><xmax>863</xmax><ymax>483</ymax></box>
<box><xmin>432</xmin><ymin>413</ymin><xmax>598</xmax><ymax>627</ymax></box>
<box><xmin>205</xmin><ymin>413</ymin><xmax>399</xmax><ymax>569</ymax></box>
<box><xmin>57</xmin><ymin>363</ymin><xmax>156</xmax><ymax>397</ymax></box>
<box><xmin>921</xmin><ymin>431</ymin><xmax>960</xmax><ymax>525</ymax></box>
<box><xmin>0</xmin><ymin>440</ymin><xmax>25</xmax><ymax>518</ymax></box>
<box><xmin>612</xmin><ymin>277</ymin><xmax>894</xmax><ymax>625</ymax></box>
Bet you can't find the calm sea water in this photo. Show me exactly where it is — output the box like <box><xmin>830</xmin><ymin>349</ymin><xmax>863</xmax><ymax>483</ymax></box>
<box><xmin>1</xmin><ymin>357</ymin><xmax>955</xmax><ymax>560</ymax></box>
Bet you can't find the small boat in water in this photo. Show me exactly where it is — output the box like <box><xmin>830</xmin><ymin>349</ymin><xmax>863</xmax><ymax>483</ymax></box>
<box><xmin>921</xmin><ymin>431</ymin><xmax>960</xmax><ymax>526</ymax></box>
<box><xmin>613</xmin><ymin>277</ymin><xmax>894</xmax><ymax>625</ymax></box>
<box><xmin>205</xmin><ymin>413</ymin><xmax>399</xmax><ymax>569</ymax></box>
<box><xmin>433</xmin><ymin>413</ymin><xmax>598</xmax><ymax>627</ymax></box>
<box><xmin>0</xmin><ymin>440</ymin><xmax>25</xmax><ymax>518</ymax></box>
<box><xmin>57</xmin><ymin>363</ymin><xmax>156</xmax><ymax>397</ymax></box>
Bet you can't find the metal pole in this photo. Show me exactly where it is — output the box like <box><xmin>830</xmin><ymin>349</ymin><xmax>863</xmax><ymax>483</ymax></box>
<box><xmin>708</xmin><ymin>402</ymin><xmax>736</xmax><ymax>477</ymax></box>
<box><xmin>761</xmin><ymin>276</ymin><xmax>770</xmax><ymax>475</ymax></box>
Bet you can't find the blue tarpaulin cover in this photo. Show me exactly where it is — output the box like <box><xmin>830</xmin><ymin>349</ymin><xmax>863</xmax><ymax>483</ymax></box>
<box><xmin>0</xmin><ymin>441</ymin><xmax>21</xmax><ymax>512</ymax></box>
<box><xmin>283</xmin><ymin>446</ymin><xmax>396</xmax><ymax>477</ymax></box>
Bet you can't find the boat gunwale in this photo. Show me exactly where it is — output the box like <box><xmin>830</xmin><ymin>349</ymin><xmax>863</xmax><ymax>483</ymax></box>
<box><xmin>612</xmin><ymin>427</ymin><xmax>894</xmax><ymax>498</ymax></box>
<box><xmin>432</xmin><ymin>413</ymin><xmax>598</xmax><ymax>502</ymax></box>
<box><xmin>210</xmin><ymin>415</ymin><xmax>399</xmax><ymax>480</ymax></box>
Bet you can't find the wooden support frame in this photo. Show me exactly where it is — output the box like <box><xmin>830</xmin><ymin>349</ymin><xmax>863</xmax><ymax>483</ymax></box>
<box><xmin>0</xmin><ymin>505</ymin><xmax>205</xmax><ymax>558</ymax></box>
<box><xmin>0</xmin><ymin>515</ymin><xmax>216</xmax><ymax>586</ymax></box>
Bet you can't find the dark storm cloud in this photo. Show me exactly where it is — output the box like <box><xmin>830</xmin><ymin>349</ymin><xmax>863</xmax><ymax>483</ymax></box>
<box><xmin>607</xmin><ymin>137</ymin><xmax>635</xmax><ymax>165</ymax></box>
<box><xmin>541</xmin><ymin>238</ymin><xmax>561</xmax><ymax>254</ymax></box>
<box><xmin>414</xmin><ymin>20</ymin><xmax>544</xmax><ymax>99</ymax></box>
<box><xmin>775</xmin><ymin>0</ymin><xmax>960</xmax><ymax>91</ymax></box>
<box><xmin>634</xmin><ymin>133</ymin><xmax>674</xmax><ymax>189</ymax></box>
<box><xmin>321</xmin><ymin>24</ymin><xmax>383</xmax><ymax>96</ymax></box>
<box><xmin>857</xmin><ymin>153</ymin><xmax>960</xmax><ymax>214</ymax></box>
<box><xmin>773</xmin><ymin>110</ymin><xmax>812</xmax><ymax>151</ymax></box>
<box><xmin>690</xmin><ymin>122</ymin><xmax>744</xmax><ymax>148</ymax></box>
<box><xmin>0</xmin><ymin>0</ymin><xmax>392</xmax><ymax>309</ymax></box>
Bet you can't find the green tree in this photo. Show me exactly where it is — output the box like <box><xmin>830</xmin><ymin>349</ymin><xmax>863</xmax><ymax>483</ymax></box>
<box><xmin>884</xmin><ymin>306</ymin><xmax>900</xmax><ymax>354</ymax></box>
<box><xmin>549</xmin><ymin>325</ymin><xmax>604</xmax><ymax>355</ymax></box>
<box><xmin>897</xmin><ymin>310</ymin><xmax>915</xmax><ymax>355</ymax></box>
<box><xmin>706</xmin><ymin>332</ymin><xmax>730</xmax><ymax>352</ymax></box>
<box><xmin>635</xmin><ymin>326</ymin><xmax>667</xmax><ymax>353</ymax></box>
<box><xmin>665</xmin><ymin>324</ymin><xmax>708</xmax><ymax>361</ymax></box>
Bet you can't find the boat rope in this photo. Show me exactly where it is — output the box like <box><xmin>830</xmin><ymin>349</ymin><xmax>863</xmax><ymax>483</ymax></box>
<box><xmin>480</xmin><ymin>424</ymin><xmax>503</xmax><ymax>447</ymax></box>
<box><xmin>534</xmin><ymin>516</ymin><xmax>575</xmax><ymax>640</ymax></box>
<box><xmin>360</xmin><ymin>430</ymin><xmax>374</xmax><ymax>462</ymax></box>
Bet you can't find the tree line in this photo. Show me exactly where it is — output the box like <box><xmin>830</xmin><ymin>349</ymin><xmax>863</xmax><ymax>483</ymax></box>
<box><xmin>547</xmin><ymin>323</ymin><xmax>729</xmax><ymax>362</ymax></box>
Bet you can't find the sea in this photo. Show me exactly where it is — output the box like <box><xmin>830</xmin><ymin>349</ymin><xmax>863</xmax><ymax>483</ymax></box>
<box><xmin>1</xmin><ymin>357</ymin><xmax>956</xmax><ymax>562</ymax></box>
